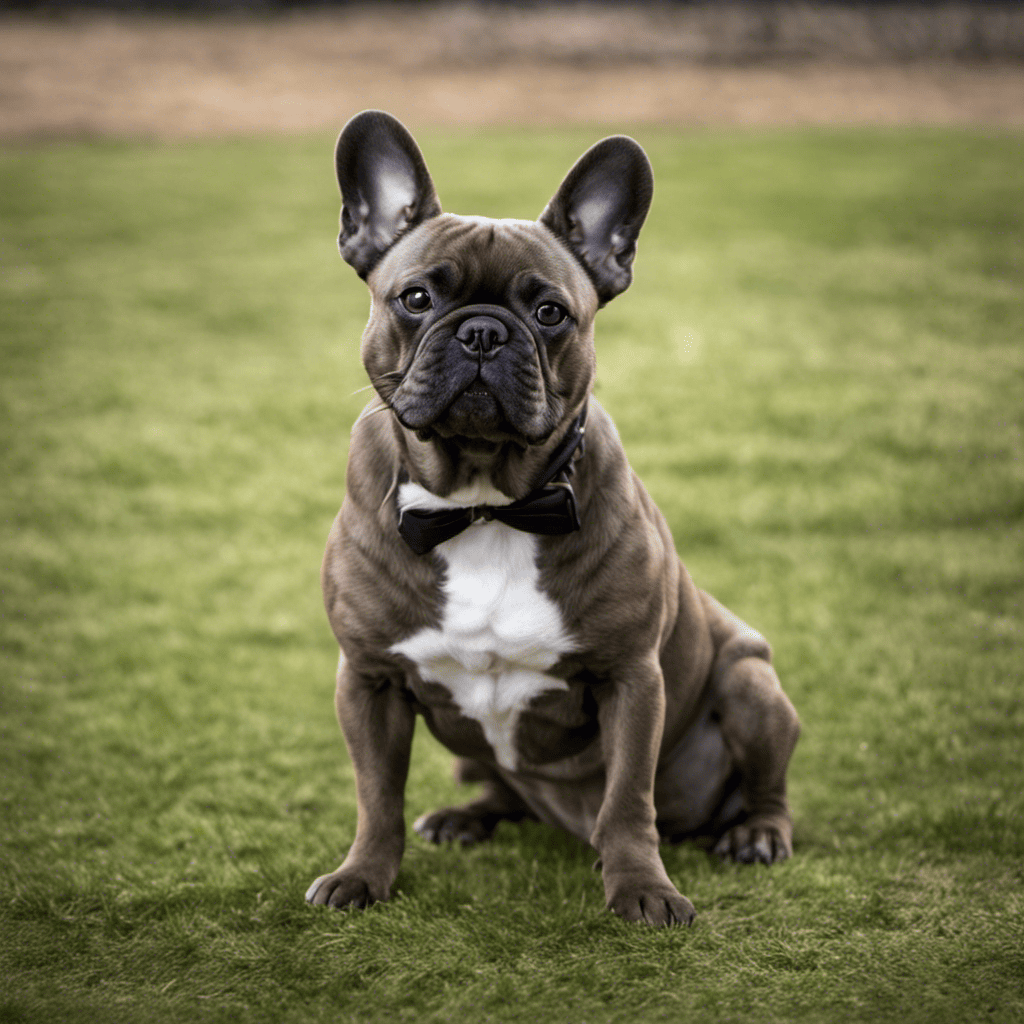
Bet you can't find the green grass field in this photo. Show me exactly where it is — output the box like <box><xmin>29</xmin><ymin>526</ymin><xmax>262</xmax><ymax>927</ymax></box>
<box><xmin>1</xmin><ymin>125</ymin><xmax>1022</xmax><ymax>1023</ymax></box>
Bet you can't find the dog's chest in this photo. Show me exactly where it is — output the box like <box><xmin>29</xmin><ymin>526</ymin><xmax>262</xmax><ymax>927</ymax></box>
<box><xmin>391</xmin><ymin>482</ymin><xmax>574</xmax><ymax>771</ymax></box>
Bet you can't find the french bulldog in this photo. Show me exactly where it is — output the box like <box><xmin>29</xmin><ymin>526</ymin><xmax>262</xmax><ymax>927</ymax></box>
<box><xmin>305</xmin><ymin>111</ymin><xmax>800</xmax><ymax>927</ymax></box>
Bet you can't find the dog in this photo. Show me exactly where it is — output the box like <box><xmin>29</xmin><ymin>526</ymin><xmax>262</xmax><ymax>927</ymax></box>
<box><xmin>305</xmin><ymin>111</ymin><xmax>800</xmax><ymax>927</ymax></box>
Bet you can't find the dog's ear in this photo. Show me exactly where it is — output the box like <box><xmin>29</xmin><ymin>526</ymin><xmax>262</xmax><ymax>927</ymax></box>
<box><xmin>334</xmin><ymin>111</ymin><xmax>442</xmax><ymax>278</ymax></box>
<box><xmin>540</xmin><ymin>136</ymin><xmax>653</xmax><ymax>305</ymax></box>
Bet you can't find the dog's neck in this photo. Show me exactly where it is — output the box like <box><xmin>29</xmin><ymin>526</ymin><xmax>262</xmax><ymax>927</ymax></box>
<box><xmin>393</xmin><ymin>406</ymin><xmax>587</xmax><ymax>501</ymax></box>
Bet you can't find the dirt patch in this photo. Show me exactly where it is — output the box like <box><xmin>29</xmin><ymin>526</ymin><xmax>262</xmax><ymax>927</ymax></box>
<box><xmin>2</xmin><ymin>7</ymin><xmax>1023</xmax><ymax>139</ymax></box>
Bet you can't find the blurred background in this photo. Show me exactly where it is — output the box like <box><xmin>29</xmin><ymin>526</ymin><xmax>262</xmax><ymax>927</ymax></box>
<box><xmin>2</xmin><ymin>0</ymin><xmax>1022</xmax><ymax>138</ymax></box>
<box><xmin>3</xmin><ymin>3</ymin><xmax>1023</xmax><ymax>1020</ymax></box>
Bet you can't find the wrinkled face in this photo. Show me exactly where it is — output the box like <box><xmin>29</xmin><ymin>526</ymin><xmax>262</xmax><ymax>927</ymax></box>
<box><xmin>362</xmin><ymin>214</ymin><xmax>599</xmax><ymax>447</ymax></box>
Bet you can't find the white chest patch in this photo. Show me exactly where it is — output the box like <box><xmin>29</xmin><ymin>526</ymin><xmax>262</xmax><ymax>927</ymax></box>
<box><xmin>391</xmin><ymin>480</ymin><xmax>574</xmax><ymax>770</ymax></box>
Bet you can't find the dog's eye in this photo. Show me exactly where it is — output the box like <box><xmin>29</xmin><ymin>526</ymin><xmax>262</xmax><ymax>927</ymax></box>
<box><xmin>535</xmin><ymin>303</ymin><xmax>567</xmax><ymax>327</ymax></box>
<box><xmin>400</xmin><ymin>288</ymin><xmax>432</xmax><ymax>314</ymax></box>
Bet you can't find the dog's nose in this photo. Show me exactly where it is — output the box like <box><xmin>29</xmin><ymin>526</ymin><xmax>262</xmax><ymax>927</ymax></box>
<box><xmin>456</xmin><ymin>316</ymin><xmax>509</xmax><ymax>356</ymax></box>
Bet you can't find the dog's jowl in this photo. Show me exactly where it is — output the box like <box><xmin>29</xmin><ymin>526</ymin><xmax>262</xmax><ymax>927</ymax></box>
<box><xmin>305</xmin><ymin>111</ymin><xmax>800</xmax><ymax>927</ymax></box>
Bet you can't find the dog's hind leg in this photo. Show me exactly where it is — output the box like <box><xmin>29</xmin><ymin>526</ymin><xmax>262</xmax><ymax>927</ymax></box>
<box><xmin>413</xmin><ymin>757</ymin><xmax>537</xmax><ymax>846</ymax></box>
<box><xmin>700</xmin><ymin>593</ymin><xmax>800</xmax><ymax>864</ymax></box>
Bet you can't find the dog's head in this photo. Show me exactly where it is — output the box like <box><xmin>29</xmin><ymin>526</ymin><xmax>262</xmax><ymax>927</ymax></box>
<box><xmin>335</xmin><ymin>111</ymin><xmax>652</xmax><ymax>490</ymax></box>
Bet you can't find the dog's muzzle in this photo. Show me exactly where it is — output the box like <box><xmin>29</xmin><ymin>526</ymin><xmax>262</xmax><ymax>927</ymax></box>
<box><xmin>389</xmin><ymin>303</ymin><xmax>554</xmax><ymax>442</ymax></box>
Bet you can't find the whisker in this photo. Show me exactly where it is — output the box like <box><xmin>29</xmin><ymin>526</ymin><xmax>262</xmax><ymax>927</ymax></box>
<box><xmin>353</xmin><ymin>400</ymin><xmax>394</xmax><ymax>425</ymax></box>
<box><xmin>379</xmin><ymin>471</ymin><xmax>401</xmax><ymax>511</ymax></box>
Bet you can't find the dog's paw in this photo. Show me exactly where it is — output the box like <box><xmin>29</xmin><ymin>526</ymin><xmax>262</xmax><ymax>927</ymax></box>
<box><xmin>606</xmin><ymin>882</ymin><xmax>696</xmax><ymax>928</ymax></box>
<box><xmin>713</xmin><ymin>822</ymin><xmax>792</xmax><ymax>865</ymax></box>
<box><xmin>305</xmin><ymin>869</ymin><xmax>389</xmax><ymax>910</ymax></box>
<box><xmin>413</xmin><ymin>806</ymin><xmax>497</xmax><ymax>846</ymax></box>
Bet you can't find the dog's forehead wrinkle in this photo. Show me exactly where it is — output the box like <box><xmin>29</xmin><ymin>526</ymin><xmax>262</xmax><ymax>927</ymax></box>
<box><xmin>425</xmin><ymin>261</ymin><xmax>461</xmax><ymax>291</ymax></box>
<box><xmin>419</xmin><ymin>219</ymin><xmax>589</xmax><ymax>304</ymax></box>
<box><xmin>514</xmin><ymin>270</ymin><xmax>572</xmax><ymax>308</ymax></box>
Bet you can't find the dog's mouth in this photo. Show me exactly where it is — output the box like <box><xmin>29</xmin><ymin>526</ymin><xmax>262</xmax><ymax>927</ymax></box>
<box><xmin>439</xmin><ymin>381</ymin><xmax>502</xmax><ymax>435</ymax></box>
<box><xmin>399</xmin><ymin>376</ymin><xmax>519</xmax><ymax>445</ymax></box>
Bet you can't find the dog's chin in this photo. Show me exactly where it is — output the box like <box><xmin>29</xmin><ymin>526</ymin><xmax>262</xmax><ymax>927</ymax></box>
<box><xmin>441</xmin><ymin>388</ymin><xmax>501</xmax><ymax>433</ymax></box>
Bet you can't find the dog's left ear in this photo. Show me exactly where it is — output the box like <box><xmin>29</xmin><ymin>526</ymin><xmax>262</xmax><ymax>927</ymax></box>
<box><xmin>334</xmin><ymin>110</ymin><xmax>442</xmax><ymax>278</ymax></box>
<box><xmin>540</xmin><ymin>136</ymin><xmax>653</xmax><ymax>305</ymax></box>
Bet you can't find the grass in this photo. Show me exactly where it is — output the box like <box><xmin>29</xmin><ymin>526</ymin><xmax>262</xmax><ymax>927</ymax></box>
<box><xmin>1</xmin><ymin>124</ymin><xmax>1022</xmax><ymax>1023</ymax></box>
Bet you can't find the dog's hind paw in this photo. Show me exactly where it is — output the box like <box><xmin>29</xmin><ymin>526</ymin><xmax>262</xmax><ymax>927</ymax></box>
<box><xmin>713</xmin><ymin>822</ymin><xmax>792</xmax><ymax>865</ymax></box>
<box><xmin>413</xmin><ymin>806</ymin><xmax>500</xmax><ymax>846</ymax></box>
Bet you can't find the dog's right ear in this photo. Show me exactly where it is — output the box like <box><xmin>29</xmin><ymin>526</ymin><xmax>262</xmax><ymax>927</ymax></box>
<box><xmin>334</xmin><ymin>111</ymin><xmax>442</xmax><ymax>278</ymax></box>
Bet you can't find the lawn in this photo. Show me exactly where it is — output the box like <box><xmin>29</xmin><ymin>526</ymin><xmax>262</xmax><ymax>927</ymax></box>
<box><xmin>1</xmin><ymin>125</ymin><xmax>1022</xmax><ymax>1023</ymax></box>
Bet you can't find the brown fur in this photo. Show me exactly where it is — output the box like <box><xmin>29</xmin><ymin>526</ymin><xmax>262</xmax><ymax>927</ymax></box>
<box><xmin>306</xmin><ymin>112</ymin><xmax>799</xmax><ymax>926</ymax></box>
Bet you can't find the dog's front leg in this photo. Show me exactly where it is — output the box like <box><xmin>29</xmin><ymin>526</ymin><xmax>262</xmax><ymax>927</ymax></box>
<box><xmin>306</xmin><ymin>658</ymin><xmax>415</xmax><ymax>909</ymax></box>
<box><xmin>592</xmin><ymin>655</ymin><xmax>696</xmax><ymax>927</ymax></box>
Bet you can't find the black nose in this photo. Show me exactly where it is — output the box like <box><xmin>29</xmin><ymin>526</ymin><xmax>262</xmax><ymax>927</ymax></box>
<box><xmin>456</xmin><ymin>315</ymin><xmax>509</xmax><ymax>356</ymax></box>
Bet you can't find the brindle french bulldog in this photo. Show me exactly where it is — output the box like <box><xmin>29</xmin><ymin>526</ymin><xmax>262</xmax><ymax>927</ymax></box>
<box><xmin>305</xmin><ymin>111</ymin><xmax>799</xmax><ymax>926</ymax></box>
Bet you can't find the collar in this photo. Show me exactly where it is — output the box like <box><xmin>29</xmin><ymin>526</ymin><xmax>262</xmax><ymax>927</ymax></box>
<box><xmin>396</xmin><ymin>404</ymin><xmax>587</xmax><ymax>555</ymax></box>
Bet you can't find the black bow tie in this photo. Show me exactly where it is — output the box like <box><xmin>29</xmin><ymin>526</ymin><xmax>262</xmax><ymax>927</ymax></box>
<box><xmin>397</xmin><ymin>407</ymin><xmax>587</xmax><ymax>556</ymax></box>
